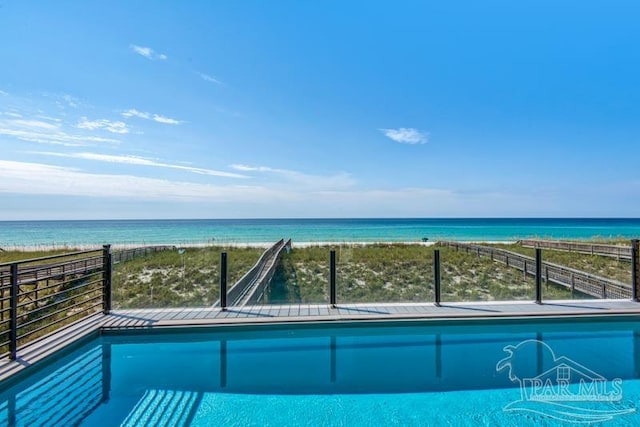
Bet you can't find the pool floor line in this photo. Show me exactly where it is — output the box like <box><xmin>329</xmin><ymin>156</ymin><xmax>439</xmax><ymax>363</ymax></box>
<box><xmin>2</xmin><ymin>299</ymin><xmax>640</xmax><ymax>385</ymax></box>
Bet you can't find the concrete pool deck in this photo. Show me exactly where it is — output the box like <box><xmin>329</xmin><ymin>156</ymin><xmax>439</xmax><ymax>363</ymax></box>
<box><xmin>3</xmin><ymin>299</ymin><xmax>640</xmax><ymax>383</ymax></box>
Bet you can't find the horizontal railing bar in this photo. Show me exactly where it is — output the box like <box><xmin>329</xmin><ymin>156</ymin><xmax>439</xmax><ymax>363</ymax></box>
<box><xmin>17</xmin><ymin>264</ymin><xmax>104</xmax><ymax>285</ymax></box>
<box><xmin>520</xmin><ymin>239</ymin><xmax>632</xmax><ymax>260</ymax></box>
<box><xmin>17</xmin><ymin>277</ymin><xmax>102</xmax><ymax>303</ymax></box>
<box><xmin>17</xmin><ymin>300</ymin><xmax>103</xmax><ymax>341</ymax></box>
<box><xmin>0</xmin><ymin>250</ymin><xmax>103</xmax><ymax>268</ymax></box>
<box><xmin>18</xmin><ymin>255</ymin><xmax>104</xmax><ymax>271</ymax></box>
<box><xmin>17</xmin><ymin>285</ymin><xmax>103</xmax><ymax>318</ymax></box>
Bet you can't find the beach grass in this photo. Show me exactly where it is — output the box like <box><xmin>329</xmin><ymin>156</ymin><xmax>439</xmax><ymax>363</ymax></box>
<box><xmin>111</xmin><ymin>246</ymin><xmax>263</xmax><ymax>308</ymax></box>
<box><xmin>269</xmin><ymin>244</ymin><xmax>576</xmax><ymax>304</ymax></box>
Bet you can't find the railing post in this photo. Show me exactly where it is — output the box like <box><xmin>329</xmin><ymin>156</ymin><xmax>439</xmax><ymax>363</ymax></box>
<box><xmin>631</xmin><ymin>239</ymin><xmax>639</xmax><ymax>302</ymax></box>
<box><xmin>220</xmin><ymin>252</ymin><xmax>227</xmax><ymax>310</ymax></box>
<box><xmin>571</xmin><ymin>273</ymin><xmax>575</xmax><ymax>299</ymax></box>
<box><xmin>102</xmin><ymin>245</ymin><xmax>112</xmax><ymax>314</ymax></box>
<box><xmin>9</xmin><ymin>263</ymin><xmax>18</xmax><ymax>360</ymax></box>
<box><xmin>433</xmin><ymin>249</ymin><xmax>441</xmax><ymax>306</ymax></box>
<box><xmin>535</xmin><ymin>248</ymin><xmax>542</xmax><ymax>304</ymax></box>
<box><xmin>330</xmin><ymin>250</ymin><xmax>336</xmax><ymax>307</ymax></box>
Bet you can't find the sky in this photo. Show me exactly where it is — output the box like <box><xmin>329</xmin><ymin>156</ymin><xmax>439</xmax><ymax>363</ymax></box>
<box><xmin>1</xmin><ymin>0</ymin><xmax>640</xmax><ymax>219</ymax></box>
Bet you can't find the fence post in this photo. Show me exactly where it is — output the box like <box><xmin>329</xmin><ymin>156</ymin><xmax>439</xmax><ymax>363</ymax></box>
<box><xmin>632</xmin><ymin>239</ymin><xmax>639</xmax><ymax>302</ymax></box>
<box><xmin>535</xmin><ymin>248</ymin><xmax>542</xmax><ymax>304</ymax></box>
<box><xmin>220</xmin><ymin>252</ymin><xmax>227</xmax><ymax>310</ymax></box>
<box><xmin>571</xmin><ymin>273</ymin><xmax>575</xmax><ymax>299</ymax></box>
<box><xmin>330</xmin><ymin>250</ymin><xmax>336</xmax><ymax>307</ymax></box>
<box><xmin>9</xmin><ymin>263</ymin><xmax>18</xmax><ymax>360</ymax></box>
<box><xmin>434</xmin><ymin>249</ymin><xmax>441</xmax><ymax>306</ymax></box>
<box><xmin>102</xmin><ymin>245</ymin><xmax>112</xmax><ymax>314</ymax></box>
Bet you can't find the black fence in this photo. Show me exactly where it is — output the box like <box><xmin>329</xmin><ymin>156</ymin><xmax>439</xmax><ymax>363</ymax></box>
<box><xmin>0</xmin><ymin>246</ymin><xmax>112</xmax><ymax>360</ymax></box>
<box><xmin>2</xmin><ymin>240</ymin><xmax>640</xmax><ymax>361</ymax></box>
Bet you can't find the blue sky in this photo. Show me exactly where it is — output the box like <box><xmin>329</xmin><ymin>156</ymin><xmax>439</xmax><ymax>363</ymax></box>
<box><xmin>1</xmin><ymin>1</ymin><xmax>639</xmax><ymax>219</ymax></box>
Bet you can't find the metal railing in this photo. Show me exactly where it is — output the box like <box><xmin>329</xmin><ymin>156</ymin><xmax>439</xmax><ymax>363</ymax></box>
<box><xmin>440</xmin><ymin>241</ymin><xmax>632</xmax><ymax>299</ymax></box>
<box><xmin>0</xmin><ymin>246</ymin><xmax>111</xmax><ymax>360</ymax></box>
<box><xmin>519</xmin><ymin>239</ymin><xmax>632</xmax><ymax>261</ymax></box>
<box><xmin>2</xmin><ymin>239</ymin><xmax>640</xmax><ymax>361</ymax></box>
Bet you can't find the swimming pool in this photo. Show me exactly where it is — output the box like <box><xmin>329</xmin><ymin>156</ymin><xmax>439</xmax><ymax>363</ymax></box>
<box><xmin>1</xmin><ymin>317</ymin><xmax>639</xmax><ymax>426</ymax></box>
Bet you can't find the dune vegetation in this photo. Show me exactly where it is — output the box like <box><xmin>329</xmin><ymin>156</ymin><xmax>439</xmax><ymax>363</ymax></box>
<box><xmin>111</xmin><ymin>246</ymin><xmax>262</xmax><ymax>308</ymax></box>
<box><xmin>268</xmin><ymin>244</ymin><xmax>576</xmax><ymax>304</ymax></box>
<box><xmin>3</xmin><ymin>240</ymin><xmax>628</xmax><ymax>313</ymax></box>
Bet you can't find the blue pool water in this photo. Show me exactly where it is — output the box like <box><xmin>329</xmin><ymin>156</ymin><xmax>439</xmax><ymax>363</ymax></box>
<box><xmin>1</xmin><ymin>218</ymin><xmax>640</xmax><ymax>247</ymax></box>
<box><xmin>1</xmin><ymin>319</ymin><xmax>640</xmax><ymax>426</ymax></box>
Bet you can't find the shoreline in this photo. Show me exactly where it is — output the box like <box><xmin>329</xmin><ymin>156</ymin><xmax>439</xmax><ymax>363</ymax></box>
<box><xmin>0</xmin><ymin>240</ymin><xmax>519</xmax><ymax>252</ymax></box>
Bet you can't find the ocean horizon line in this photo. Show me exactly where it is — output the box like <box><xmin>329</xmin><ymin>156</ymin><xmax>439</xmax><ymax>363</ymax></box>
<box><xmin>2</xmin><ymin>217</ymin><xmax>640</xmax><ymax>222</ymax></box>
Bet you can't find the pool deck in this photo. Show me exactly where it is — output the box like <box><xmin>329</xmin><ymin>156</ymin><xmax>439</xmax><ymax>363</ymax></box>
<box><xmin>3</xmin><ymin>299</ymin><xmax>640</xmax><ymax>383</ymax></box>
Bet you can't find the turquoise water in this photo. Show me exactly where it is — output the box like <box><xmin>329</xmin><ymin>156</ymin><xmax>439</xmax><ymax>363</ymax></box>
<box><xmin>1</xmin><ymin>319</ymin><xmax>640</xmax><ymax>426</ymax></box>
<box><xmin>1</xmin><ymin>218</ymin><xmax>640</xmax><ymax>247</ymax></box>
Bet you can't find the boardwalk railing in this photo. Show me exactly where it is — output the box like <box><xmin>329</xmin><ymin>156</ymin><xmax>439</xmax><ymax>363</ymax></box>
<box><xmin>440</xmin><ymin>241</ymin><xmax>631</xmax><ymax>299</ymax></box>
<box><xmin>215</xmin><ymin>239</ymin><xmax>290</xmax><ymax>307</ymax></box>
<box><xmin>112</xmin><ymin>245</ymin><xmax>176</xmax><ymax>264</ymax></box>
<box><xmin>0</xmin><ymin>246</ymin><xmax>111</xmax><ymax>360</ymax></box>
<box><xmin>519</xmin><ymin>239</ymin><xmax>632</xmax><ymax>261</ymax></box>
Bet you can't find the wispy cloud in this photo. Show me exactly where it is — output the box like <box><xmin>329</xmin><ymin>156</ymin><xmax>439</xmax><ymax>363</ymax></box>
<box><xmin>230</xmin><ymin>164</ymin><xmax>355</xmax><ymax>189</ymax></box>
<box><xmin>11</xmin><ymin>120</ymin><xmax>59</xmax><ymax>130</ymax></box>
<box><xmin>0</xmin><ymin>90</ymin><xmax>8</xmax><ymax>96</ymax></box>
<box><xmin>0</xmin><ymin>118</ymin><xmax>120</xmax><ymax>146</ymax></box>
<box><xmin>76</xmin><ymin>118</ymin><xmax>129</xmax><ymax>134</ymax></box>
<box><xmin>152</xmin><ymin>114</ymin><xmax>181</xmax><ymax>125</ymax></box>
<box><xmin>230</xmin><ymin>164</ymin><xmax>290</xmax><ymax>174</ymax></box>
<box><xmin>121</xmin><ymin>109</ymin><xmax>150</xmax><ymax>119</ymax></box>
<box><xmin>34</xmin><ymin>151</ymin><xmax>247</xmax><ymax>179</ymax></box>
<box><xmin>62</xmin><ymin>94</ymin><xmax>80</xmax><ymax>108</ymax></box>
<box><xmin>198</xmin><ymin>72</ymin><xmax>223</xmax><ymax>85</ymax></box>
<box><xmin>1</xmin><ymin>112</ymin><xmax>23</xmax><ymax>118</ymax></box>
<box><xmin>0</xmin><ymin>160</ymin><xmax>269</xmax><ymax>201</ymax></box>
<box><xmin>129</xmin><ymin>44</ymin><xmax>167</xmax><ymax>61</ymax></box>
<box><xmin>380</xmin><ymin>127</ymin><xmax>428</xmax><ymax>144</ymax></box>
<box><xmin>121</xmin><ymin>109</ymin><xmax>182</xmax><ymax>125</ymax></box>
<box><xmin>1</xmin><ymin>160</ymin><xmax>545</xmax><ymax>217</ymax></box>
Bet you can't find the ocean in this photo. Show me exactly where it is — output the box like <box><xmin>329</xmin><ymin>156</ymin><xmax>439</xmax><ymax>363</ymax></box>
<box><xmin>0</xmin><ymin>218</ymin><xmax>639</xmax><ymax>248</ymax></box>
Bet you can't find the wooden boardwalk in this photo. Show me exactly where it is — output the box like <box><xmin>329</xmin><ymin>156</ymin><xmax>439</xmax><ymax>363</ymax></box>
<box><xmin>441</xmin><ymin>241</ymin><xmax>632</xmax><ymax>298</ymax></box>
<box><xmin>520</xmin><ymin>239</ymin><xmax>632</xmax><ymax>260</ymax></box>
<box><xmin>3</xmin><ymin>299</ymin><xmax>640</xmax><ymax>384</ymax></box>
<box><xmin>214</xmin><ymin>239</ymin><xmax>290</xmax><ymax>307</ymax></box>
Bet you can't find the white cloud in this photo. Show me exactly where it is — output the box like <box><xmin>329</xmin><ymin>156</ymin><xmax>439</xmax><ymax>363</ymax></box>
<box><xmin>121</xmin><ymin>109</ymin><xmax>182</xmax><ymax>125</ymax></box>
<box><xmin>34</xmin><ymin>151</ymin><xmax>247</xmax><ymax>179</ymax></box>
<box><xmin>230</xmin><ymin>163</ymin><xmax>355</xmax><ymax>189</ymax></box>
<box><xmin>0</xmin><ymin>118</ymin><xmax>120</xmax><ymax>146</ymax></box>
<box><xmin>62</xmin><ymin>94</ymin><xmax>79</xmax><ymax>108</ymax></box>
<box><xmin>198</xmin><ymin>72</ymin><xmax>223</xmax><ymax>85</ymax></box>
<box><xmin>152</xmin><ymin>114</ymin><xmax>181</xmax><ymax>125</ymax></box>
<box><xmin>0</xmin><ymin>160</ymin><xmax>271</xmax><ymax>202</ymax></box>
<box><xmin>130</xmin><ymin>44</ymin><xmax>167</xmax><ymax>61</ymax></box>
<box><xmin>11</xmin><ymin>119</ymin><xmax>59</xmax><ymax>130</ymax></box>
<box><xmin>121</xmin><ymin>109</ymin><xmax>150</xmax><ymax>119</ymax></box>
<box><xmin>230</xmin><ymin>164</ymin><xmax>290</xmax><ymax>174</ymax></box>
<box><xmin>0</xmin><ymin>160</ymin><xmax>554</xmax><ymax>217</ymax></box>
<box><xmin>76</xmin><ymin>118</ymin><xmax>129</xmax><ymax>134</ymax></box>
<box><xmin>380</xmin><ymin>127</ymin><xmax>428</xmax><ymax>144</ymax></box>
<box><xmin>2</xmin><ymin>112</ymin><xmax>23</xmax><ymax>118</ymax></box>
<box><xmin>0</xmin><ymin>90</ymin><xmax>8</xmax><ymax>96</ymax></box>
